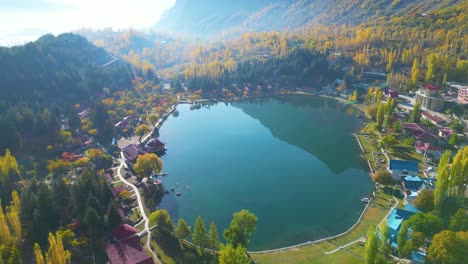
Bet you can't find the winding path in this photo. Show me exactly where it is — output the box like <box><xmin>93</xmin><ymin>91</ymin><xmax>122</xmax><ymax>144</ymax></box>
<box><xmin>117</xmin><ymin>152</ymin><xmax>161</xmax><ymax>264</ymax></box>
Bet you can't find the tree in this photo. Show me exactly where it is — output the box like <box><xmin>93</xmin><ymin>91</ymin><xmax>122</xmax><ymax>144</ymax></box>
<box><xmin>218</xmin><ymin>244</ymin><xmax>251</xmax><ymax>264</ymax></box>
<box><xmin>434</xmin><ymin>150</ymin><xmax>451</xmax><ymax>209</ymax></box>
<box><xmin>192</xmin><ymin>216</ymin><xmax>207</xmax><ymax>255</ymax></box>
<box><xmin>409</xmin><ymin>101</ymin><xmax>422</xmax><ymax>123</ymax></box>
<box><xmin>448</xmin><ymin>133</ymin><xmax>458</xmax><ymax>148</ymax></box>
<box><xmin>146</xmin><ymin>114</ymin><xmax>160</xmax><ymax>127</ymax></box>
<box><xmin>34</xmin><ymin>243</ymin><xmax>45</xmax><ymax>264</ymax></box>
<box><xmin>393</xmin><ymin>121</ymin><xmax>402</xmax><ymax>133</ymax></box>
<box><xmin>380</xmin><ymin>135</ymin><xmax>398</xmax><ymax>149</ymax></box>
<box><xmin>407</xmin><ymin>213</ymin><xmax>444</xmax><ymax>237</ymax></box>
<box><xmin>411</xmin><ymin>58</ymin><xmax>419</xmax><ymax>84</ymax></box>
<box><xmin>45</xmin><ymin>232</ymin><xmax>71</xmax><ymax>264</ymax></box>
<box><xmin>208</xmin><ymin>221</ymin><xmax>220</xmax><ymax>250</ymax></box>
<box><xmin>6</xmin><ymin>191</ymin><xmax>21</xmax><ymax>241</ymax></box>
<box><xmin>133</xmin><ymin>153</ymin><xmax>163</xmax><ymax>178</ymax></box>
<box><xmin>149</xmin><ymin>210</ymin><xmax>173</xmax><ymax>233</ymax></box>
<box><xmin>449</xmin><ymin>209</ymin><xmax>468</xmax><ymax>232</ymax></box>
<box><xmin>365</xmin><ymin>105</ymin><xmax>378</xmax><ymax>120</ymax></box>
<box><xmin>0</xmin><ymin>202</ymin><xmax>11</xmax><ymax>244</ymax></box>
<box><xmin>379</xmin><ymin>221</ymin><xmax>390</xmax><ymax>259</ymax></box>
<box><xmin>427</xmin><ymin>230</ymin><xmax>467</xmax><ymax>264</ymax></box>
<box><xmin>413</xmin><ymin>189</ymin><xmax>434</xmax><ymax>212</ymax></box>
<box><xmin>449</xmin><ymin>146</ymin><xmax>467</xmax><ymax>199</ymax></box>
<box><xmin>450</xmin><ymin>120</ymin><xmax>464</xmax><ymax>134</ymax></box>
<box><xmin>364</xmin><ymin>226</ymin><xmax>378</xmax><ymax>264</ymax></box>
<box><xmin>175</xmin><ymin>218</ymin><xmax>191</xmax><ymax>248</ymax></box>
<box><xmin>135</xmin><ymin>124</ymin><xmax>151</xmax><ymax>142</ymax></box>
<box><xmin>397</xmin><ymin>221</ymin><xmax>409</xmax><ymax>257</ymax></box>
<box><xmin>224</xmin><ymin>209</ymin><xmax>257</xmax><ymax>247</ymax></box>
<box><xmin>372</xmin><ymin>170</ymin><xmax>394</xmax><ymax>185</ymax></box>
<box><xmin>376</xmin><ymin>102</ymin><xmax>385</xmax><ymax>128</ymax></box>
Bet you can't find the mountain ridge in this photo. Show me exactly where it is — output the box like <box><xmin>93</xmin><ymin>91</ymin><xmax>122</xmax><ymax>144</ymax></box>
<box><xmin>154</xmin><ymin>0</ymin><xmax>463</xmax><ymax>39</ymax></box>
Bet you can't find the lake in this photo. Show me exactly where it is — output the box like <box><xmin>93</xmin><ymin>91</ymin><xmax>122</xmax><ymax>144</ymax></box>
<box><xmin>157</xmin><ymin>95</ymin><xmax>372</xmax><ymax>250</ymax></box>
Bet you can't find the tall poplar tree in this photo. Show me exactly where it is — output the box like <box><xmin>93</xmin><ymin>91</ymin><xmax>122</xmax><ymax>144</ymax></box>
<box><xmin>434</xmin><ymin>150</ymin><xmax>451</xmax><ymax>210</ymax></box>
<box><xmin>365</xmin><ymin>226</ymin><xmax>378</xmax><ymax>264</ymax></box>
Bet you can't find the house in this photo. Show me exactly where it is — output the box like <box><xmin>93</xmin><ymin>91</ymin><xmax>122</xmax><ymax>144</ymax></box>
<box><xmin>144</xmin><ymin>139</ymin><xmax>166</xmax><ymax>153</ymax></box>
<box><xmin>438</xmin><ymin>127</ymin><xmax>454</xmax><ymax>140</ymax></box>
<box><xmin>105</xmin><ymin>224</ymin><xmax>153</xmax><ymax>264</ymax></box>
<box><xmin>383</xmin><ymin>89</ymin><xmax>399</xmax><ymax>99</ymax></box>
<box><xmin>122</xmin><ymin>144</ymin><xmax>146</xmax><ymax>163</ymax></box>
<box><xmin>421</xmin><ymin>111</ymin><xmax>445</xmax><ymax>126</ymax></box>
<box><xmin>415</xmin><ymin>142</ymin><xmax>442</xmax><ymax>154</ymax></box>
<box><xmin>402</xmin><ymin>123</ymin><xmax>439</xmax><ymax>145</ymax></box>
<box><xmin>388</xmin><ymin>160</ymin><xmax>419</xmax><ymax>181</ymax></box>
<box><xmin>404</xmin><ymin>176</ymin><xmax>423</xmax><ymax>191</ymax></box>
<box><xmin>387</xmin><ymin>208</ymin><xmax>416</xmax><ymax>243</ymax></box>
<box><xmin>415</xmin><ymin>84</ymin><xmax>444</xmax><ymax>111</ymax></box>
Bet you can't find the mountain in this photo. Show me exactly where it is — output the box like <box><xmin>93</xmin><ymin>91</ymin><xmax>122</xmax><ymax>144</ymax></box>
<box><xmin>154</xmin><ymin>0</ymin><xmax>463</xmax><ymax>39</ymax></box>
<box><xmin>0</xmin><ymin>33</ymin><xmax>133</xmax><ymax>102</ymax></box>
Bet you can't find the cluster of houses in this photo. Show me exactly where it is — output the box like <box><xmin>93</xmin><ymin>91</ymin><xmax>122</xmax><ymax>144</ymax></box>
<box><xmin>385</xmin><ymin>159</ymin><xmax>436</xmax><ymax>264</ymax></box>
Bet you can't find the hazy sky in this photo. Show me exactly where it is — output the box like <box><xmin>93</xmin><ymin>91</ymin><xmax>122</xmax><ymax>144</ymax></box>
<box><xmin>0</xmin><ymin>0</ymin><xmax>176</xmax><ymax>46</ymax></box>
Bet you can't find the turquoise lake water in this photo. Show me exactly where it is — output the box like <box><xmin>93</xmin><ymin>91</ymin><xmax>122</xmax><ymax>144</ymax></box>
<box><xmin>157</xmin><ymin>95</ymin><xmax>372</xmax><ymax>250</ymax></box>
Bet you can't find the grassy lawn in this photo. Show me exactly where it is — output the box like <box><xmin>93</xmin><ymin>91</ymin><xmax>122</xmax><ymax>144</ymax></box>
<box><xmin>251</xmin><ymin>199</ymin><xmax>390</xmax><ymax>264</ymax></box>
<box><xmin>358</xmin><ymin>133</ymin><xmax>387</xmax><ymax>171</ymax></box>
<box><xmin>251</xmin><ymin>243</ymin><xmax>362</xmax><ymax>264</ymax></box>
<box><xmin>150</xmin><ymin>240</ymin><xmax>176</xmax><ymax>264</ymax></box>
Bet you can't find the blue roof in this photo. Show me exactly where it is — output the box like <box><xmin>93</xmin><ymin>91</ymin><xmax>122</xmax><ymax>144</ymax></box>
<box><xmin>389</xmin><ymin>160</ymin><xmax>419</xmax><ymax>172</ymax></box>
<box><xmin>410</xmin><ymin>251</ymin><xmax>426</xmax><ymax>263</ymax></box>
<box><xmin>404</xmin><ymin>204</ymin><xmax>421</xmax><ymax>213</ymax></box>
<box><xmin>387</xmin><ymin>209</ymin><xmax>416</xmax><ymax>235</ymax></box>
<box><xmin>405</xmin><ymin>176</ymin><xmax>422</xmax><ymax>182</ymax></box>
<box><xmin>387</xmin><ymin>210</ymin><xmax>404</xmax><ymax>233</ymax></box>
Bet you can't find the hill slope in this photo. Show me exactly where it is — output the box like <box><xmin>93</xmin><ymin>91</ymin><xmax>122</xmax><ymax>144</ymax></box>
<box><xmin>154</xmin><ymin>0</ymin><xmax>463</xmax><ymax>38</ymax></box>
<box><xmin>0</xmin><ymin>33</ymin><xmax>133</xmax><ymax>102</ymax></box>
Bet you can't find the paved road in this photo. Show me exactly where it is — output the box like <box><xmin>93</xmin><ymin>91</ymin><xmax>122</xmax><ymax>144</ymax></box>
<box><xmin>117</xmin><ymin>152</ymin><xmax>161</xmax><ymax>264</ymax></box>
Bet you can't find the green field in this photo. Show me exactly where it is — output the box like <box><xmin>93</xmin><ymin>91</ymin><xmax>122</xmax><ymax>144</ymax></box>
<box><xmin>251</xmin><ymin>199</ymin><xmax>389</xmax><ymax>264</ymax></box>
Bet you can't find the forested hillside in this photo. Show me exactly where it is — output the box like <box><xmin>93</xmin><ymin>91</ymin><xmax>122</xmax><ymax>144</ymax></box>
<box><xmin>154</xmin><ymin>0</ymin><xmax>463</xmax><ymax>38</ymax></box>
<box><xmin>0</xmin><ymin>33</ymin><xmax>133</xmax><ymax>102</ymax></box>
<box><xmin>0</xmin><ymin>33</ymin><xmax>134</xmax><ymax>153</ymax></box>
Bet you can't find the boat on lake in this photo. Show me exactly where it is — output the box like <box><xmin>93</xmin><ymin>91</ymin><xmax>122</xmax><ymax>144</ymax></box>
<box><xmin>361</xmin><ymin>197</ymin><xmax>370</xmax><ymax>203</ymax></box>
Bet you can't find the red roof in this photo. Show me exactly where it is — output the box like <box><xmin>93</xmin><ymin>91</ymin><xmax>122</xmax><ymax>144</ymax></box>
<box><xmin>420</xmin><ymin>84</ymin><xmax>441</xmax><ymax>91</ymax></box>
<box><xmin>415</xmin><ymin>142</ymin><xmax>442</xmax><ymax>152</ymax></box>
<box><xmin>112</xmin><ymin>224</ymin><xmax>140</xmax><ymax>241</ymax></box>
<box><xmin>439</xmin><ymin>127</ymin><xmax>454</xmax><ymax>137</ymax></box>
<box><xmin>421</xmin><ymin>111</ymin><xmax>444</xmax><ymax>124</ymax></box>
<box><xmin>106</xmin><ymin>225</ymin><xmax>153</xmax><ymax>264</ymax></box>
<box><xmin>402</xmin><ymin>123</ymin><xmax>438</xmax><ymax>140</ymax></box>
<box><xmin>105</xmin><ymin>237</ymin><xmax>153</xmax><ymax>264</ymax></box>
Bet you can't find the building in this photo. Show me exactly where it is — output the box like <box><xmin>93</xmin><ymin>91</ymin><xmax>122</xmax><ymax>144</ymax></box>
<box><xmin>383</xmin><ymin>89</ymin><xmax>399</xmax><ymax>99</ymax></box>
<box><xmin>105</xmin><ymin>224</ymin><xmax>153</xmax><ymax>264</ymax></box>
<box><xmin>122</xmin><ymin>144</ymin><xmax>146</xmax><ymax>163</ymax></box>
<box><xmin>438</xmin><ymin>127</ymin><xmax>454</xmax><ymax>140</ymax></box>
<box><xmin>403</xmin><ymin>176</ymin><xmax>423</xmax><ymax>191</ymax></box>
<box><xmin>415</xmin><ymin>84</ymin><xmax>444</xmax><ymax>111</ymax></box>
<box><xmin>388</xmin><ymin>160</ymin><xmax>419</xmax><ymax>181</ymax></box>
<box><xmin>446</xmin><ymin>82</ymin><xmax>468</xmax><ymax>98</ymax></box>
<box><xmin>402</xmin><ymin>123</ymin><xmax>439</xmax><ymax>145</ymax></box>
<box><xmin>458</xmin><ymin>86</ymin><xmax>468</xmax><ymax>104</ymax></box>
<box><xmin>387</xmin><ymin>208</ymin><xmax>416</xmax><ymax>245</ymax></box>
<box><xmin>421</xmin><ymin>111</ymin><xmax>445</xmax><ymax>126</ymax></box>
